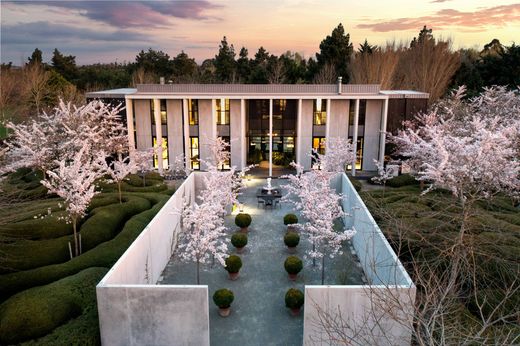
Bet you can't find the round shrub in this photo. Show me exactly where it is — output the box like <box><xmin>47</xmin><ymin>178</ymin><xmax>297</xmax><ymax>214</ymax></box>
<box><xmin>225</xmin><ymin>255</ymin><xmax>243</xmax><ymax>273</ymax></box>
<box><xmin>212</xmin><ymin>288</ymin><xmax>234</xmax><ymax>308</ymax></box>
<box><xmin>285</xmin><ymin>288</ymin><xmax>304</xmax><ymax>309</ymax></box>
<box><xmin>284</xmin><ymin>255</ymin><xmax>303</xmax><ymax>275</ymax></box>
<box><xmin>283</xmin><ymin>213</ymin><xmax>298</xmax><ymax>225</ymax></box>
<box><xmin>284</xmin><ymin>232</ymin><xmax>300</xmax><ymax>248</ymax></box>
<box><xmin>231</xmin><ymin>233</ymin><xmax>248</xmax><ymax>248</ymax></box>
<box><xmin>235</xmin><ymin>213</ymin><xmax>252</xmax><ymax>228</ymax></box>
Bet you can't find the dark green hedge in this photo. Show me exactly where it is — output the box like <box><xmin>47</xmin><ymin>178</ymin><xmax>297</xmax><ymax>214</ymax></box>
<box><xmin>1</xmin><ymin>196</ymin><xmax>151</xmax><ymax>273</ymax></box>
<box><xmin>0</xmin><ymin>267</ymin><xmax>107</xmax><ymax>345</ymax></box>
<box><xmin>386</xmin><ymin>174</ymin><xmax>418</xmax><ymax>188</ymax></box>
<box><xmin>0</xmin><ymin>196</ymin><xmax>168</xmax><ymax>301</ymax></box>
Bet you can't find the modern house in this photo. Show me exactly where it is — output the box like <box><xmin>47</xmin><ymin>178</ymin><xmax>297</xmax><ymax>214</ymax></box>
<box><xmin>86</xmin><ymin>80</ymin><xmax>428</xmax><ymax>176</ymax></box>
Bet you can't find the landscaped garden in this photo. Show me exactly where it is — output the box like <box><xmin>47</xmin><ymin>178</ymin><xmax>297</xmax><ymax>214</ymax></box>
<box><xmin>160</xmin><ymin>177</ymin><xmax>365</xmax><ymax>345</ymax></box>
<box><xmin>0</xmin><ymin>168</ymin><xmax>173</xmax><ymax>345</ymax></box>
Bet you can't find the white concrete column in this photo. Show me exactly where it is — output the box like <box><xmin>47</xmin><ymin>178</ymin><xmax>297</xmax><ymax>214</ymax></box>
<box><xmin>125</xmin><ymin>97</ymin><xmax>135</xmax><ymax>154</ymax></box>
<box><xmin>296</xmin><ymin>98</ymin><xmax>302</xmax><ymax>165</ymax></box>
<box><xmin>351</xmin><ymin>99</ymin><xmax>360</xmax><ymax>176</ymax></box>
<box><xmin>269</xmin><ymin>98</ymin><xmax>273</xmax><ymax>177</ymax></box>
<box><xmin>182</xmin><ymin>99</ymin><xmax>190</xmax><ymax>170</ymax></box>
<box><xmin>240</xmin><ymin>99</ymin><xmax>246</xmax><ymax>169</ymax></box>
<box><xmin>379</xmin><ymin>98</ymin><xmax>389</xmax><ymax>165</ymax></box>
<box><xmin>325</xmin><ymin>98</ymin><xmax>331</xmax><ymax>140</ymax></box>
<box><xmin>153</xmin><ymin>98</ymin><xmax>163</xmax><ymax>174</ymax></box>
<box><xmin>211</xmin><ymin>98</ymin><xmax>217</xmax><ymax>139</ymax></box>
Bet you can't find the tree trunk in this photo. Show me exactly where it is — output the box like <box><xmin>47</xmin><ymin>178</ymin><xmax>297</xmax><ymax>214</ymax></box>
<box><xmin>447</xmin><ymin>199</ymin><xmax>471</xmax><ymax>294</ymax></box>
<box><xmin>321</xmin><ymin>255</ymin><xmax>325</xmax><ymax>285</ymax></box>
<box><xmin>196</xmin><ymin>258</ymin><xmax>200</xmax><ymax>285</ymax></box>
<box><xmin>72</xmin><ymin>216</ymin><xmax>79</xmax><ymax>257</ymax></box>
<box><xmin>118</xmin><ymin>182</ymin><xmax>122</xmax><ymax>204</ymax></box>
<box><xmin>312</xmin><ymin>242</ymin><xmax>316</xmax><ymax>267</ymax></box>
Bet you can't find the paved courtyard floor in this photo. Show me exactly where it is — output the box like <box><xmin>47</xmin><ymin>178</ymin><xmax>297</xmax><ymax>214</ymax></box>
<box><xmin>160</xmin><ymin>178</ymin><xmax>365</xmax><ymax>346</ymax></box>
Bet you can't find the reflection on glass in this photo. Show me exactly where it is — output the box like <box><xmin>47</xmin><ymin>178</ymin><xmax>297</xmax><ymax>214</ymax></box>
<box><xmin>153</xmin><ymin>136</ymin><xmax>169</xmax><ymax>169</ymax></box>
<box><xmin>188</xmin><ymin>99</ymin><xmax>199</xmax><ymax>125</ymax></box>
<box><xmin>190</xmin><ymin>136</ymin><xmax>200</xmax><ymax>170</ymax></box>
<box><xmin>216</xmin><ymin>98</ymin><xmax>230</xmax><ymax>125</ymax></box>
<box><xmin>313</xmin><ymin>99</ymin><xmax>327</xmax><ymax>125</ymax></box>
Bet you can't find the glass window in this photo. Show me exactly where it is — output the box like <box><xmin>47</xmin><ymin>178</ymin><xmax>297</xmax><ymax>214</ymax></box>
<box><xmin>313</xmin><ymin>99</ymin><xmax>327</xmax><ymax>125</ymax></box>
<box><xmin>188</xmin><ymin>99</ymin><xmax>199</xmax><ymax>125</ymax></box>
<box><xmin>312</xmin><ymin>137</ymin><xmax>326</xmax><ymax>169</ymax></box>
<box><xmin>349</xmin><ymin>99</ymin><xmax>366</xmax><ymax>126</ymax></box>
<box><xmin>153</xmin><ymin>136</ymin><xmax>169</xmax><ymax>169</ymax></box>
<box><xmin>216</xmin><ymin>98</ymin><xmax>230</xmax><ymax>125</ymax></box>
<box><xmin>189</xmin><ymin>136</ymin><xmax>200</xmax><ymax>170</ymax></box>
<box><xmin>160</xmin><ymin>99</ymin><xmax>167</xmax><ymax>125</ymax></box>
<box><xmin>150</xmin><ymin>99</ymin><xmax>155</xmax><ymax>125</ymax></box>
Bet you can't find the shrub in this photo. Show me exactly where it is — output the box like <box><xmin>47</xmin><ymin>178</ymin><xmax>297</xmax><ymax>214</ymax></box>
<box><xmin>284</xmin><ymin>232</ymin><xmax>300</xmax><ymax>248</ymax></box>
<box><xmin>231</xmin><ymin>233</ymin><xmax>248</xmax><ymax>248</ymax></box>
<box><xmin>212</xmin><ymin>289</ymin><xmax>234</xmax><ymax>309</ymax></box>
<box><xmin>0</xmin><ymin>195</ymin><xmax>169</xmax><ymax>301</ymax></box>
<box><xmin>235</xmin><ymin>213</ymin><xmax>252</xmax><ymax>228</ymax></box>
<box><xmin>348</xmin><ymin>176</ymin><xmax>362</xmax><ymax>192</ymax></box>
<box><xmin>225</xmin><ymin>255</ymin><xmax>242</xmax><ymax>274</ymax></box>
<box><xmin>0</xmin><ymin>267</ymin><xmax>107</xmax><ymax>345</ymax></box>
<box><xmin>284</xmin><ymin>256</ymin><xmax>303</xmax><ymax>275</ymax></box>
<box><xmin>285</xmin><ymin>288</ymin><xmax>304</xmax><ymax>309</ymax></box>
<box><xmin>283</xmin><ymin>214</ymin><xmax>298</xmax><ymax>225</ymax></box>
<box><xmin>386</xmin><ymin>174</ymin><xmax>418</xmax><ymax>188</ymax></box>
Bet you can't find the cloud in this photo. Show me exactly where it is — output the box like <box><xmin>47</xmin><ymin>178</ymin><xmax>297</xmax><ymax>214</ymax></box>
<box><xmin>357</xmin><ymin>4</ymin><xmax>520</xmax><ymax>32</ymax></box>
<box><xmin>6</xmin><ymin>0</ymin><xmax>223</xmax><ymax>28</ymax></box>
<box><xmin>430</xmin><ymin>0</ymin><xmax>451</xmax><ymax>3</ymax></box>
<box><xmin>1</xmin><ymin>21</ymin><xmax>149</xmax><ymax>44</ymax></box>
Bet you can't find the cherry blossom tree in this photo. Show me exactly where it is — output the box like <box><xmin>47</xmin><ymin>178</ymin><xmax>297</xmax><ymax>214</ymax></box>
<box><xmin>178</xmin><ymin>138</ymin><xmax>250</xmax><ymax>284</ymax></box>
<box><xmin>106</xmin><ymin>152</ymin><xmax>140</xmax><ymax>203</ymax></box>
<box><xmin>391</xmin><ymin>85</ymin><xmax>520</xmax><ymax>291</ymax></box>
<box><xmin>284</xmin><ymin>137</ymin><xmax>357</xmax><ymax>284</ymax></box>
<box><xmin>40</xmin><ymin>143</ymin><xmax>107</xmax><ymax>257</ymax></box>
<box><xmin>371</xmin><ymin>159</ymin><xmax>396</xmax><ymax>197</ymax></box>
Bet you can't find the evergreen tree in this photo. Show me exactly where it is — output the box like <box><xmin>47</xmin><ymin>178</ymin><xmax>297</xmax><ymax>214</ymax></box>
<box><xmin>51</xmin><ymin>48</ymin><xmax>78</xmax><ymax>82</ymax></box>
<box><xmin>171</xmin><ymin>51</ymin><xmax>198</xmax><ymax>82</ymax></box>
<box><xmin>358</xmin><ymin>39</ymin><xmax>377</xmax><ymax>54</ymax></box>
<box><xmin>214</xmin><ymin>36</ymin><xmax>236</xmax><ymax>83</ymax></box>
<box><xmin>27</xmin><ymin>48</ymin><xmax>43</xmax><ymax>65</ymax></box>
<box><xmin>249</xmin><ymin>47</ymin><xmax>270</xmax><ymax>83</ymax></box>
<box><xmin>410</xmin><ymin>26</ymin><xmax>433</xmax><ymax>47</ymax></box>
<box><xmin>135</xmin><ymin>48</ymin><xmax>172</xmax><ymax>78</ymax></box>
<box><xmin>236</xmin><ymin>47</ymin><xmax>251</xmax><ymax>83</ymax></box>
<box><xmin>316</xmin><ymin>23</ymin><xmax>353</xmax><ymax>81</ymax></box>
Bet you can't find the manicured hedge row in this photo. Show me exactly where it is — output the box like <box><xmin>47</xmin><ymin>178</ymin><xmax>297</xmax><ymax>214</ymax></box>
<box><xmin>1</xmin><ymin>196</ymin><xmax>152</xmax><ymax>273</ymax></box>
<box><xmin>385</xmin><ymin>174</ymin><xmax>418</xmax><ymax>188</ymax></box>
<box><xmin>0</xmin><ymin>267</ymin><xmax>107</xmax><ymax>345</ymax></box>
<box><xmin>0</xmin><ymin>196</ymin><xmax>168</xmax><ymax>301</ymax></box>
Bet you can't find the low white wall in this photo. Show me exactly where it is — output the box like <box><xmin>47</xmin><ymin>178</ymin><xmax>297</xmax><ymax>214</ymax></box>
<box><xmin>303</xmin><ymin>174</ymin><xmax>415</xmax><ymax>346</ymax></box>
<box><xmin>96</xmin><ymin>173</ymin><xmax>210</xmax><ymax>346</ymax></box>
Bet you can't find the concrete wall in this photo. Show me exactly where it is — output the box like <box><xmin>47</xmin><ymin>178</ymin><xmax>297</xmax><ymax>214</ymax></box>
<box><xmin>134</xmin><ymin>99</ymin><xmax>152</xmax><ymax>149</ymax></box>
<box><xmin>298</xmin><ymin>99</ymin><xmax>313</xmax><ymax>170</ymax></box>
<box><xmin>198</xmin><ymin>100</ymin><xmax>215</xmax><ymax>170</ymax></box>
<box><xmin>96</xmin><ymin>174</ymin><xmax>210</xmax><ymax>346</ymax></box>
<box><xmin>302</xmin><ymin>173</ymin><xmax>415</xmax><ymax>346</ymax></box>
<box><xmin>230</xmin><ymin>99</ymin><xmax>243</xmax><ymax>168</ymax></box>
<box><xmin>362</xmin><ymin>100</ymin><xmax>383</xmax><ymax>171</ymax></box>
<box><xmin>328</xmin><ymin>99</ymin><xmax>349</xmax><ymax>138</ymax></box>
<box><xmin>166</xmin><ymin>99</ymin><xmax>184</xmax><ymax>166</ymax></box>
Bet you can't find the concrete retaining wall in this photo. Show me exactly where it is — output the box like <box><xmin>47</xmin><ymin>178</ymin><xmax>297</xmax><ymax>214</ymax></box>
<box><xmin>96</xmin><ymin>174</ymin><xmax>210</xmax><ymax>346</ymax></box>
<box><xmin>303</xmin><ymin>174</ymin><xmax>415</xmax><ymax>345</ymax></box>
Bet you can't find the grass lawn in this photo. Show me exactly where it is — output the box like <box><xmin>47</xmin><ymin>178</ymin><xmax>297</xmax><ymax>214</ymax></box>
<box><xmin>0</xmin><ymin>168</ymin><xmax>174</xmax><ymax>345</ymax></box>
<box><xmin>359</xmin><ymin>177</ymin><xmax>520</xmax><ymax>338</ymax></box>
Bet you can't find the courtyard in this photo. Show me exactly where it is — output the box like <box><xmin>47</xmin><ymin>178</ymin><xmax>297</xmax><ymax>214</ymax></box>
<box><xmin>159</xmin><ymin>177</ymin><xmax>366</xmax><ymax>345</ymax></box>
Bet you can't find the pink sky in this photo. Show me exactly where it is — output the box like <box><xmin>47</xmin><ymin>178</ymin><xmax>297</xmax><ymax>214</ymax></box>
<box><xmin>1</xmin><ymin>0</ymin><xmax>519</xmax><ymax>65</ymax></box>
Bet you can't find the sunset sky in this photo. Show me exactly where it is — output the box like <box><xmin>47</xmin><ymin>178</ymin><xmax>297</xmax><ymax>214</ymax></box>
<box><xmin>1</xmin><ymin>0</ymin><xmax>519</xmax><ymax>65</ymax></box>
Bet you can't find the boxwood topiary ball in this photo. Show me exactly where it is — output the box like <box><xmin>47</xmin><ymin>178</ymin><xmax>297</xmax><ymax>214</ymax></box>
<box><xmin>283</xmin><ymin>213</ymin><xmax>298</xmax><ymax>225</ymax></box>
<box><xmin>213</xmin><ymin>288</ymin><xmax>234</xmax><ymax>308</ymax></box>
<box><xmin>231</xmin><ymin>233</ymin><xmax>248</xmax><ymax>248</ymax></box>
<box><xmin>284</xmin><ymin>232</ymin><xmax>300</xmax><ymax>248</ymax></box>
<box><xmin>235</xmin><ymin>213</ymin><xmax>252</xmax><ymax>228</ymax></box>
<box><xmin>284</xmin><ymin>255</ymin><xmax>303</xmax><ymax>275</ymax></box>
<box><xmin>225</xmin><ymin>255</ymin><xmax>243</xmax><ymax>273</ymax></box>
<box><xmin>285</xmin><ymin>288</ymin><xmax>304</xmax><ymax>309</ymax></box>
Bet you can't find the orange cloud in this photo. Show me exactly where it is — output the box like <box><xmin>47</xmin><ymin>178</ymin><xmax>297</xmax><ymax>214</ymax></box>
<box><xmin>357</xmin><ymin>4</ymin><xmax>520</xmax><ymax>32</ymax></box>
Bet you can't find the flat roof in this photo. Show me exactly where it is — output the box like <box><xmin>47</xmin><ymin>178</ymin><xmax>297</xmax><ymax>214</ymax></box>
<box><xmin>86</xmin><ymin>84</ymin><xmax>429</xmax><ymax>99</ymax></box>
<box><xmin>85</xmin><ymin>88</ymin><xmax>137</xmax><ymax>99</ymax></box>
